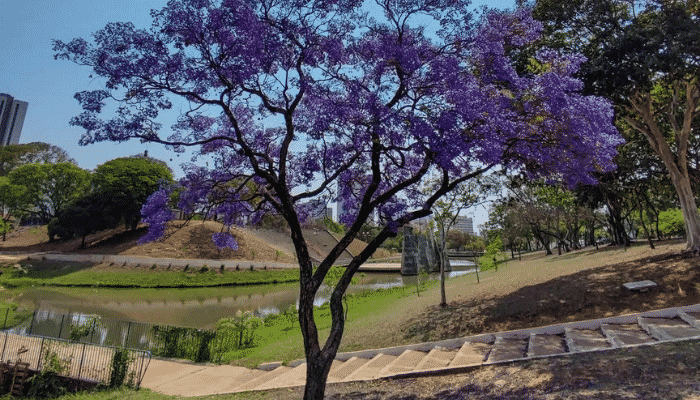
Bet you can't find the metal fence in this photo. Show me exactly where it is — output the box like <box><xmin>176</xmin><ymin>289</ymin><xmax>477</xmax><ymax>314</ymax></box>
<box><xmin>0</xmin><ymin>331</ymin><xmax>150</xmax><ymax>388</ymax></box>
<box><xmin>10</xmin><ymin>310</ymin><xmax>233</xmax><ymax>363</ymax></box>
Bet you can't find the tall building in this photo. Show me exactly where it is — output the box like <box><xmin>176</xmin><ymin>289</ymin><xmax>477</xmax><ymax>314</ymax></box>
<box><xmin>0</xmin><ymin>94</ymin><xmax>29</xmax><ymax>146</ymax></box>
<box><xmin>454</xmin><ymin>215</ymin><xmax>474</xmax><ymax>236</ymax></box>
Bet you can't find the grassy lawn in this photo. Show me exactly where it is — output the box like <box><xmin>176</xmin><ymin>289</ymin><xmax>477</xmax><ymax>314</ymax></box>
<box><xmin>0</xmin><ymin>301</ymin><xmax>32</xmax><ymax>329</ymax></box>
<box><xmin>221</xmin><ymin>282</ymin><xmax>437</xmax><ymax>367</ymax></box>
<box><xmin>0</xmin><ymin>260</ymin><xmax>300</xmax><ymax>288</ymax></box>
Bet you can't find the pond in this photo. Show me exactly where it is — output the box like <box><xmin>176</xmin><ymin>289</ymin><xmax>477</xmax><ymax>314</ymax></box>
<box><xmin>12</xmin><ymin>264</ymin><xmax>476</xmax><ymax>331</ymax></box>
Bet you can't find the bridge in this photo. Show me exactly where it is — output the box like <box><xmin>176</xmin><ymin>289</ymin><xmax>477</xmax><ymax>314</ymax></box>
<box><xmin>400</xmin><ymin>227</ymin><xmax>483</xmax><ymax>275</ymax></box>
<box><xmin>447</xmin><ymin>251</ymin><xmax>484</xmax><ymax>258</ymax></box>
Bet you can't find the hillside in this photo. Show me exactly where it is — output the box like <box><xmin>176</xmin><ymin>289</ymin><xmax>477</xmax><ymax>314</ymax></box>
<box><xmin>0</xmin><ymin>220</ymin><xmax>379</xmax><ymax>264</ymax></box>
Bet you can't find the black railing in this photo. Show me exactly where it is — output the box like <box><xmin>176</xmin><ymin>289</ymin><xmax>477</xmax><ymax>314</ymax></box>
<box><xmin>0</xmin><ymin>331</ymin><xmax>150</xmax><ymax>388</ymax></box>
<box><xmin>10</xmin><ymin>311</ymin><xmax>233</xmax><ymax>363</ymax></box>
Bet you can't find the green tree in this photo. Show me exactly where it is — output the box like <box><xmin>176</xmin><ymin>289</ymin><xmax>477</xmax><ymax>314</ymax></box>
<box><xmin>0</xmin><ymin>177</ymin><xmax>27</xmax><ymax>241</ymax></box>
<box><xmin>530</xmin><ymin>0</ymin><xmax>700</xmax><ymax>252</ymax></box>
<box><xmin>658</xmin><ymin>208</ymin><xmax>687</xmax><ymax>237</ymax></box>
<box><xmin>0</xmin><ymin>142</ymin><xmax>75</xmax><ymax>176</ymax></box>
<box><xmin>430</xmin><ymin>177</ymin><xmax>499</xmax><ymax>307</ymax></box>
<box><xmin>48</xmin><ymin>192</ymin><xmax>122</xmax><ymax>247</ymax></box>
<box><xmin>92</xmin><ymin>156</ymin><xmax>173</xmax><ymax>230</ymax></box>
<box><xmin>8</xmin><ymin>163</ymin><xmax>90</xmax><ymax>223</ymax></box>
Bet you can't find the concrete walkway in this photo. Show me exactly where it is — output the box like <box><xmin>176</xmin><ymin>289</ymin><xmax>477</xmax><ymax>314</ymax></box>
<box><xmin>140</xmin><ymin>303</ymin><xmax>700</xmax><ymax>397</ymax></box>
<box><xmin>0</xmin><ymin>251</ymin><xmax>401</xmax><ymax>272</ymax></box>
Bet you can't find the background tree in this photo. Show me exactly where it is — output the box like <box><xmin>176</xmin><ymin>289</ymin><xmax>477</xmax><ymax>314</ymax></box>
<box><xmin>7</xmin><ymin>163</ymin><xmax>90</xmax><ymax>224</ymax></box>
<box><xmin>430</xmin><ymin>176</ymin><xmax>498</xmax><ymax>307</ymax></box>
<box><xmin>0</xmin><ymin>142</ymin><xmax>74</xmax><ymax>176</ymax></box>
<box><xmin>17</xmin><ymin>142</ymin><xmax>76</xmax><ymax>166</ymax></box>
<box><xmin>0</xmin><ymin>177</ymin><xmax>26</xmax><ymax>241</ymax></box>
<box><xmin>48</xmin><ymin>192</ymin><xmax>122</xmax><ymax>247</ymax></box>
<box><xmin>54</xmin><ymin>2</ymin><xmax>622</xmax><ymax>398</ymax></box>
<box><xmin>529</xmin><ymin>0</ymin><xmax>700</xmax><ymax>251</ymax></box>
<box><xmin>92</xmin><ymin>156</ymin><xmax>174</xmax><ymax>230</ymax></box>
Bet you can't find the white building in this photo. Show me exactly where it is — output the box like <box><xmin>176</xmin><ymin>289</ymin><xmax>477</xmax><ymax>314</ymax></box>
<box><xmin>0</xmin><ymin>94</ymin><xmax>28</xmax><ymax>146</ymax></box>
<box><xmin>453</xmin><ymin>216</ymin><xmax>474</xmax><ymax>236</ymax></box>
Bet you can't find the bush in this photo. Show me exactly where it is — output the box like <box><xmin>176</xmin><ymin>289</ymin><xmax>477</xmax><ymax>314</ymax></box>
<box><xmin>216</xmin><ymin>311</ymin><xmax>264</xmax><ymax>350</ymax></box>
<box><xmin>658</xmin><ymin>208</ymin><xmax>686</xmax><ymax>237</ymax></box>
<box><xmin>27</xmin><ymin>345</ymin><xmax>70</xmax><ymax>398</ymax></box>
<box><xmin>109</xmin><ymin>347</ymin><xmax>133</xmax><ymax>388</ymax></box>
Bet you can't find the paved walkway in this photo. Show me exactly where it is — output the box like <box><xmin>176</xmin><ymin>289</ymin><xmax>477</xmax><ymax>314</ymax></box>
<box><xmin>0</xmin><ymin>251</ymin><xmax>401</xmax><ymax>272</ymax></box>
<box><xmin>140</xmin><ymin>303</ymin><xmax>700</xmax><ymax>397</ymax></box>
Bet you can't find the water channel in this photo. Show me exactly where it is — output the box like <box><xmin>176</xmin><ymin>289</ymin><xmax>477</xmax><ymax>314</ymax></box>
<box><xmin>13</xmin><ymin>262</ymin><xmax>476</xmax><ymax>330</ymax></box>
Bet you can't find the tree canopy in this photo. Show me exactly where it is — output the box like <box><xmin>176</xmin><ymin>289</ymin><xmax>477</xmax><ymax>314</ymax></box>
<box><xmin>6</xmin><ymin>162</ymin><xmax>90</xmax><ymax>224</ymax></box>
<box><xmin>529</xmin><ymin>0</ymin><xmax>700</xmax><ymax>251</ymax></box>
<box><xmin>54</xmin><ymin>1</ymin><xmax>622</xmax><ymax>398</ymax></box>
<box><xmin>0</xmin><ymin>142</ymin><xmax>75</xmax><ymax>176</ymax></box>
<box><xmin>92</xmin><ymin>156</ymin><xmax>174</xmax><ymax>230</ymax></box>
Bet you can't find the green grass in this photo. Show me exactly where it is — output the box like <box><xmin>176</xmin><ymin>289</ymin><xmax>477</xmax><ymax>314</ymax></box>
<box><xmin>0</xmin><ymin>301</ymin><xmax>32</xmax><ymax>329</ymax></box>
<box><xmin>220</xmin><ymin>282</ymin><xmax>438</xmax><ymax>368</ymax></box>
<box><xmin>0</xmin><ymin>261</ymin><xmax>300</xmax><ymax>289</ymax></box>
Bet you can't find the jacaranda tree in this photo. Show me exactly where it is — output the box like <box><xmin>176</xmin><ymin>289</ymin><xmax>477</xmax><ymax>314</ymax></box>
<box><xmin>54</xmin><ymin>1</ymin><xmax>622</xmax><ymax>398</ymax></box>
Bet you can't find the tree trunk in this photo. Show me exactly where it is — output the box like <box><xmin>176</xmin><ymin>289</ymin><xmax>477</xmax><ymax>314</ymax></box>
<box><xmin>672</xmin><ymin>174</ymin><xmax>700</xmax><ymax>252</ymax></box>
<box><xmin>627</xmin><ymin>85</ymin><xmax>700</xmax><ymax>252</ymax></box>
<box><xmin>637</xmin><ymin>200</ymin><xmax>655</xmax><ymax>249</ymax></box>
<box><xmin>439</xmin><ymin>226</ymin><xmax>447</xmax><ymax>307</ymax></box>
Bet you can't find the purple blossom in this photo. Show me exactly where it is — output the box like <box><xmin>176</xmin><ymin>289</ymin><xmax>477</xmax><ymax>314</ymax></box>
<box><xmin>138</xmin><ymin>187</ymin><xmax>174</xmax><ymax>244</ymax></box>
<box><xmin>212</xmin><ymin>231</ymin><xmax>239</xmax><ymax>250</ymax></box>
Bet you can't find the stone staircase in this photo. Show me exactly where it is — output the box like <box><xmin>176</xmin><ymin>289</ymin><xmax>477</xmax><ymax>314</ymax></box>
<box><xmin>141</xmin><ymin>304</ymin><xmax>700</xmax><ymax>397</ymax></box>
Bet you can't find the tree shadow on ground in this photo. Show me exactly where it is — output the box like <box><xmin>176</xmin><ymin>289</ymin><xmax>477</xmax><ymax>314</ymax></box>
<box><xmin>404</xmin><ymin>247</ymin><xmax>700</xmax><ymax>342</ymax></box>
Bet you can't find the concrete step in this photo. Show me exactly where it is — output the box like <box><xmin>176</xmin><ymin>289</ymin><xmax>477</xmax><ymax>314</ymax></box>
<box><xmin>677</xmin><ymin>311</ymin><xmax>700</xmax><ymax>329</ymax></box>
<box><xmin>233</xmin><ymin>365</ymin><xmax>293</xmax><ymax>392</ymax></box>
<box><xmin>565</xmin><ymin>328</ymin><xmax>612</xmax><ymax>352</ymax></box>
<box><xmin>601</xmin><ymin>323</ymin><xmax>656</xmax><ymax>347</ymax></box>
<box><xmin>327</xmin><ymin>357</ymin><xmax>371</xmax><ymax>382</ymax></box>
<box><xmin>146</xmin><ymin>364</ymin><xmax>252</xmax><ymax>397</ymax></box>
<box><xmin>527</xmin><ymin>333</ymin><xmax>567</xmax><ymax>357</ymax></box>
<box><xmin>486</xmin><ymin>336</ymin><xmax>528</xmax><ymax>363</ymax></box>
<box><xmin>378</xmin><ymin>350</ymin><xmax>427</xmax><ymax>376</ymax></box>
<box><xmin>218</xmin><ymin>368</ymin><xmax>268</xmax><ymax>394</ymax></box>
<box><xmin>342</xmin><ymin>354</ymin><xmax>397</xmax><ymax>381</ymax></box>
<box><xmin>449</xmin><ymin>341</ymin><xmax>491</xmax><ymax>367</ymax></box>
<box><xmin>140</xmin><ymin>359</ymin><xmax>209</xmax><ymax>392</ymax></box>
<box><xmin>638</xmin><ymin>317</ymin><xmax>700</xmax><ymax>341</ymax></box>
<box><xmin>414</xmin><ymin>347</ymin><xmax>457</xmax><ymax>370</ymax></box>
<box><xmin>255</xmin><ymin>363</ymin><xmax>307</xmax><ymax>390</ymax></box>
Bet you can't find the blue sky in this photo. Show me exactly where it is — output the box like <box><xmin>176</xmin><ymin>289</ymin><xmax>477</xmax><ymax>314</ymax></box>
<box><xmin>1</xmin><ymin>0</ymin><xmax>516</xmax><ymax>229</ymax></box>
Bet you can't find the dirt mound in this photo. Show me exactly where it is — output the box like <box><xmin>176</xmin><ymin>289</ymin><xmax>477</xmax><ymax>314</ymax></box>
<box><xmin>0</xmin><ymin>221</ymin><xmax>296</xmax><ymax>263</ymax></box>
<box><xmin>0</xmin><ymin>219</ymin><xmax>394</xmax><ymax>264</ymax></box>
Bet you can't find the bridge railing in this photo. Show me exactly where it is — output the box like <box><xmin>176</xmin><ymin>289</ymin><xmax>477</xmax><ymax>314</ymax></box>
<box><xmin>446</xmin><ymin>251</ymin><xmax>484</xmax><ymax>258</ymax></box>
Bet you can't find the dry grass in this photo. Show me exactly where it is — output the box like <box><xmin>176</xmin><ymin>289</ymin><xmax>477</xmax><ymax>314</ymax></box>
<box><xmin>0</xmin><ymin>220</ymin><xmax>296</xmax><ymax>263</ymax></box>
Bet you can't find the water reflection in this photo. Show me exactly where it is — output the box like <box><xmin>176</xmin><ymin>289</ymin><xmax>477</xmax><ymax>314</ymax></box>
<box><xmin>14</xmin><ymin>265</ymin><xmax>476</xmax><ymax>330</ymax></box>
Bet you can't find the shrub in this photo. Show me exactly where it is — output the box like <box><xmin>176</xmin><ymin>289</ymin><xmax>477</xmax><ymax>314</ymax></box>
<box><xmin>658</xmin><ymin>208</ymin><xmax>686</xmax><ymax>237</ymax></box>
<box><xmin>217</xmin><ymin>311</ymin><xmax>264</xmax><ymax>350</ymax></box>
<box><xmin>109</xmin><ymin>347</ymin><xmax>132</xmax><ymax>388</ymax></box>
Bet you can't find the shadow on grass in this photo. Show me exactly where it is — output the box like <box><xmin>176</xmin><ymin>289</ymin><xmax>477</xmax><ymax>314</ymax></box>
<box><xmin>15</xmin><ymin>259</ymin><xmax>96</xmax><ymax>279</ymax></box>
<box><xmin>404</xmin><ymin>246</ymin><xmax>700</xmax><ymax>342</ymax></box>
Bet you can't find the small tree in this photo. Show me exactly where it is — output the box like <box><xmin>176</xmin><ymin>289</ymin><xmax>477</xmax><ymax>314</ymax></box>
<box><xmin>430</xmin><ymin>177</ymin><xmax>498</xmax><ymax>307</ymax></box>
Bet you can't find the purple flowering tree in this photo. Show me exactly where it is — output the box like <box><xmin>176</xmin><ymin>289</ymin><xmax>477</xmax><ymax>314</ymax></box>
<box><xmin>54</xmin><ymin>1</ymin><xmax>622</xmax><ymax>398</ymax></box>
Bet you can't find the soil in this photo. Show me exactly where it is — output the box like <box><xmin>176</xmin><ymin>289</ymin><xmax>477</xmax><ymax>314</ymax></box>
<box><xmin>401</xmin><ymin>240</ymin><xmax>700</xmax><ymax>343</ymax></box>
<box><xmin>0</xmin><ymin>221</ymin><xmax>297</xmax><ymax>263</ymax></box>
<box><xmin>238</xmin><ymin>339</ymin><xmax>700</xmax><ymax>399</ymax></box>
